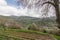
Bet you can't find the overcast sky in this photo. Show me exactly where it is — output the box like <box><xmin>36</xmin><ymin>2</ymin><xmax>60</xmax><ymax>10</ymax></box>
<box><xmin>0</xmin><ymin>0</ymin><xmax>56</xmax><ymax>18</ymax></box>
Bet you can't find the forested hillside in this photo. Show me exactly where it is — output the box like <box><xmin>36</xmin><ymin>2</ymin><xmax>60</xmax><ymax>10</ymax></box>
<box><xmin>0</xmin><ymin>16</ymin><xmax>56</xmax><ymax>28</ymax></box>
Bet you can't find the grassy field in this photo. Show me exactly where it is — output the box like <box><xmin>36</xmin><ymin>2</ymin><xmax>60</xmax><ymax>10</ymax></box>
<box><xmin>0</xmin><ymin>28</ymin><xmax>60</xmax><ymax>40</ymax></box>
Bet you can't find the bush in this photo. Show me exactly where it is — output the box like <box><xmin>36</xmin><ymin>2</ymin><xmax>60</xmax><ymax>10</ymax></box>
<box><xmin>55</xmin><ymin>30</ymin><xmax>60</xmax><ymax>36</ymax></box>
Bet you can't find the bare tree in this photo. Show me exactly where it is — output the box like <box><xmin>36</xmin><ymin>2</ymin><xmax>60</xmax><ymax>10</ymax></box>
<box><xmin>42</xmin><ymin>0</ymin><xmax>60</xmax><ymax>28</ymax></box>
<box><xmin>16</xmin><ymin>0</ymin><xmax>60</xmax><ymax>28</ymax></box>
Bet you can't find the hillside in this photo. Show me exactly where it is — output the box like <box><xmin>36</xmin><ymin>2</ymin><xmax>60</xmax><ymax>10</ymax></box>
<box><xmin>0</xmin><ymin>16</ymin><xmax>56</xmax><ymax>27</ymax></box>
<box><xmin>0</xmin><ymin>16</ymin><xmax>60</xmax><ymax>40</ymax></box>
<box><xmin>0</xmin><ymin>29</ymin><xmax>57</xmax><ymax>40</ymax></box>
<box><xmin>0</xmin><ymin>16</ymin><xmax>58</xmax><ymax>30</ymax></box>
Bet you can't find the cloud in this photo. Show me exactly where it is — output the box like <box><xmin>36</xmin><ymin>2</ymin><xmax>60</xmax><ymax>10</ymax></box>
<box><xmin>0</xmin><ymin>6</ymin><xmax>17</xmax><ymax>16</ymax></box>
<box><xmin>0</xmin><ymin>0</ymin><xmax>27</xmax><ymax>16</ymax></box>
<box><xmin>0</xmin><ymin>0</ymin><xmax>7</xmax><ymax>6</ymax></box>
<box><xmin>0</xmin><ymin>0</ymin><xmax>56</xmax><ymax>18</ymax></box>
<box><xmin>0</xmin><ymin>0</ymin><xmax>40</xmax><ymax>17</ymax></box>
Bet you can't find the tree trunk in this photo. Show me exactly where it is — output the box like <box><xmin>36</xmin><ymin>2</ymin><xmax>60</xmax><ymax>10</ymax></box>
<box><xmin>42</xmin><ymin>0</ymin><xmax>60</xmax><ymax>28</ymax></box>
<box><xmin>54</xmin><ymin>0</ymin><xmax>60</xmax><ymax>28</ymax></box>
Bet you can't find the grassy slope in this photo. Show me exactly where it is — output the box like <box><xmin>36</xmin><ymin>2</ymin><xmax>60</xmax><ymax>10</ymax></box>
<box><xmin>0</xmin><ymin>29</ymin><xmax>60</xmax><ymax>40</ymax></box>
<box><xmin>54</xmin><ymin>35</ymin><xmax>60</xmax><ymax>40</ymax></box>
<box><xmin>0</xmin><ymin>29</ymin><xmax>47</xmax><ymax>40</ymax></box>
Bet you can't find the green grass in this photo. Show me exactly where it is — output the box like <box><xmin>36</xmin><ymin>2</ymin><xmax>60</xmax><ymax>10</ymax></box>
<box><xmin>6</xmin><ymin>29</ymin><xmax>48</xmax><ymax>35</ymax></box>
<box><xmin>5</xmin><ymin>29</ymin><xmax>60</xmax><ymax>40</ymax></box>
<box><xmin>54</xmin><ymin>35</ymin><xmax>60</xmax><ymax>40</ymax></box>
<box><xmin>0</xmin><ymin>28</ymin><xmax>60</xmax><ymax>40</ymax></box>
<box><xmin>0</xmin><ymin>28</ymin><xmax>46</xmax><ymax>40</ymax></box>
<box><xmin>0</xmin><ymin>33</ymin><xmax>23</xmax><ymax>40</ymax></box>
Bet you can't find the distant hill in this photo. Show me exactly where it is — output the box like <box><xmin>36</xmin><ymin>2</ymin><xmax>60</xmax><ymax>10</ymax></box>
<box><xmin>0</xmin><ymin>15</ymin><xmax>57</xmax><ymax>29</ymax></box>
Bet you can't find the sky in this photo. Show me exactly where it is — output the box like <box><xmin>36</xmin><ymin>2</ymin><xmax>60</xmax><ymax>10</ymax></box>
<box><xmin>0</xmin><ymin>0</ymin><xmax>56</xmax><ymax>18</ymax></box>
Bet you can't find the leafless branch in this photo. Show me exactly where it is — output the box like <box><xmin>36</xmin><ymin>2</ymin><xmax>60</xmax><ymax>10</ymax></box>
<box><xmin>42</xmin><ymin>1</ymin><xmax>55</xmax><ymax>7</ymax></box>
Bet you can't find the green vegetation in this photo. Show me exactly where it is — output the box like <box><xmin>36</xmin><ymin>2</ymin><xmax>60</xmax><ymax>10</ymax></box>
<box><xmin>0</xmin><ymin>16</ymin><xmax>56</xmax><ymax>28</ymax></box>
<box><xmin>0</xmin><ymin>16</ymin><xmax>59</xmax><ymax>40</ymax></box>
<box><xmin>54</xmin><ymin>35</ymin><xmax>60</xmax><ymax>40</ymax></box>
<box><xmin>0</xmin><ymin>35</ymin><xmax>19</xmax><ymax>40</ymax></box>
<box><xmin>0</xmin><ymin>28</ymin><xmax>59</xmax><ymax>40</ymax></box>
<box><xmin>6</xmin><ymin>29</ymin><xmax>48</xmax><ymax>35</ymax></box>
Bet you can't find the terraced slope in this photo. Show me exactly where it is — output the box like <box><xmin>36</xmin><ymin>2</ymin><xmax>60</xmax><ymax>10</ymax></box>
<box><xmin>0</xmin><ymin>29</ymin><xmax>57</xmax><ymax>40</ymax></box>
